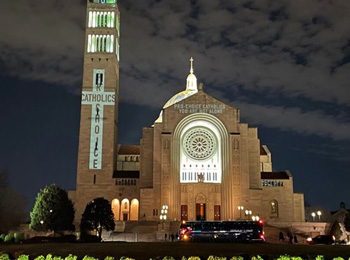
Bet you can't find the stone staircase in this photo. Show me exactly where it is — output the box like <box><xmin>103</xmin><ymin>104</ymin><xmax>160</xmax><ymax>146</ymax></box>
<box><xmin>264</xmin><ymin>224</ymin><xmax>308</xmax><ymax>244</ymax></box>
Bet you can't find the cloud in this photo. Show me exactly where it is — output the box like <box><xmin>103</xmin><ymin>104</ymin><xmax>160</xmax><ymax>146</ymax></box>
<box><xmin>1</xmin><ymin>0</ymin><xmax>350</xmax><ymax>140</ymax></box>
<box><xmin>0</xmin><ymin>0</ymin><xmax>85</xmax><ymax>88</ymax></box>
<box><xmin>236</xmin><ymin>102</ymin><xmax>350</xmax><ymax>141</ymax></box>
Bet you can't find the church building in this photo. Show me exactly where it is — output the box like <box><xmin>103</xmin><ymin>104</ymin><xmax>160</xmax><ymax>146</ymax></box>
<box><xmin>69</xmin><ymin>0</ymin><xmax>305</xmax><ymax>228</ymax></box>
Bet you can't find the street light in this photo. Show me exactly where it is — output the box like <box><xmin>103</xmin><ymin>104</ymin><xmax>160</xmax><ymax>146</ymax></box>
<box><xmin>311</xmin><ymin>212</ymin><xmax>316</xmax><ymax>222</ymax></box>
<box><xmin>252</xmin><ymin>215</ymin><xmax>260</xmax><ymax>221</ymax></box>
<box><xmin>317</xmin><ymin>211</ymin><xmax>322</xmax><ymax>221</ymax></box>
<box><xmin>245</xmin><ymin>209</ymin><xmax>252</xmax><ymax>220</ymax></box>
<box><xmin>160</xmin><ymin>205</ymin><xmax>168</xmax><ymax>230</ymax></box>
<box><xmin>237</xmin><ymin>206</ymin><xmax>244</xmax><ymax>219</ymax></box>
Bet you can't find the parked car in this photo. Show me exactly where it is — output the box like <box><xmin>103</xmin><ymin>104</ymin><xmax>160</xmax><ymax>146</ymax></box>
<box><xmin>306</xmin><ymin>235</ymin><xmax>335</xmax><ymax>245</ymax></box>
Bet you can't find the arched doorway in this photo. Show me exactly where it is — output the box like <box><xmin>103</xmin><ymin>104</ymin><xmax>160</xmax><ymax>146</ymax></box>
<box><xmin>111</xmin><ymin>198</ymin><xmax>120</xmax><ymax>220</ymax></box>
<box><xmin>195</xmin><ymin>193</ymin><xmax>206</xmax><ymax>221</ymax></box>
<box><xmin>130</xmin><ymin>199</ymin><xmax>139</xmax><ymax>221</ymax></box>
<box><xmin>121</xmin><ymin>198</ymin><xmax>130</xmax><ymax>221</ymax></box>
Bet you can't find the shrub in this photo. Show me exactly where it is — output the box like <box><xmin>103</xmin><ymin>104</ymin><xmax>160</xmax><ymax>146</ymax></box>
<box><xmin>162</xmin><ymin>257</ymin><xmax>175</xmax><ymax>260</ymax></box>
<box><xmin>332</xmin><ymin>258</ymin><xmax>344</xmax><ymax>260</ymax></box>
<box><xmin>315</xmin><ymin>256</ymin><xmax>324</xmax><ymax>260</ymax></box>
<box><xmin>0</xmin><ymin>254</ymin><xmax>11</xmax><ymax>260</ymax></box>
<box><xmin>82</xmin><ymin>256</ymin><xmax>99</xmax><ymax>260</ymax></box>
<box><xmin>34</xmin><ymin>256</ymin><xmax>45</xmax><ymax>260</ymax></box>
<box><xmin>251</xmin><ymin>256</ymin><xmax>264</xmax><ymax>260</ymax></box>
<box><xmin>46</xmin><ymin>254</ymin><xmax>53</xmax><ymax>260</ymax></box>
<box><xmin>188</xmin><ymin>257</ymin><xmax>201</xmax><ymax>260</ymax></box>
<box><xmin>208</xmin><ymin>257</ymin><xmax>226</xmax><ymax>260</ymax></box>
<box><xmin>181</xmin><ymin>257</ymin><xmax>187</xmax><ymax>260</ymax></box>
<box><xmin>65</xmin><ymin>255</ymin><xmax>77</xmax><ymax>260</ymax></box>
<box><xmin>4</xmin><ymin>234</ymin><xmax>14</xmax><ymax>243</ymax></box>
<box><xmin>0</xmin><ymin>234</ymin><xmax>5</xmax><ymax>242</ymax></box>
<box><xmin>53</xmin><ymin>257</ymin><xmax>63</xmax><ymax>260</ymax></box>
<box><xmin>230</xmin><ymin>257</ymin><xmax>244</xmax><ymax>260</ymax></box>
<box><xmin>104</xmin><ymin>257</ymin><xmax>114</xmax><ymax>260</ymax></box>
<box><xmin>17</xmin><ymin>255</ymin><xmax>30</xmax><ymax>260</ymax></box>
<box><xmin>119</xmin><ymin>258</ymin><xmax>134</xmax><ymax>260</ymax></box>
<box><xmin>14</xmin><ymin>233</ymin><xmax>25</xmax><ymax>243</ymax></box>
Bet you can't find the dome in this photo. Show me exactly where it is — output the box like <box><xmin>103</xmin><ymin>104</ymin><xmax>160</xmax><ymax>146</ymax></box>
<box><xmin>154</xmin><ymin>57</ymin><xmax>198</xmax><ymax>124</ymax></box>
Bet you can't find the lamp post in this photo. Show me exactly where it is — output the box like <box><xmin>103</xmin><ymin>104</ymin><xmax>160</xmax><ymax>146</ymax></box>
<box><xmin>252</xmin><ymin>215</ymin><xmax>260</xmax><ymax>221</ymax></box>
<box><xmin>160</xmin><ymin>205</ymin><xmax>168</xmax><ymax>230</ymax></box>
<box><xmin>311</xmin><ymin>212</ymin><xmax>316</xmax><ymax>222</ymax></box>
<box><xmin>245</xmin><ymin>209</ymin><xmax>252</xmax><ymax>220</ymax></box>
<box><xmin>237</xmin><ymin>206</ymin><xmax>244</xmax><ymax>219</ymax></box>
<box><xmin>317</xmin><ymin>211</ymin><xmax>322</xmax><ymax>221</ymax></box>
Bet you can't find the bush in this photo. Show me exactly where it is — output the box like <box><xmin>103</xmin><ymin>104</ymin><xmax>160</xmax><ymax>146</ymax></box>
<box><xmin>119</xmin><ymin>257</ymin><xmax>134</xmax><ymax>260</ymax></box>
<box><xmin>0</xmin><ymin>234</ymin><xmax>5</xmax><ymax>242</ymax></box>
<box><xmin>4</xmin><ymin>234</ymin><xmax>14</xmax><ymax>243</ymax></box>
<box><xmin>104</xmin><ymin>257</ymin><xmax>114</xmax><ymax>260</ymax></box>
<box><xmin>188</xmin><ymin>257</ymin><xmax>201</xmax><ymax>260</ymax></box>
<box><xmin>82</xmin><ymin>256</ymin><xmax>99</xmax><ymax>260</ymax></box>
<box><xmin>34</xmin><ymin>256</ymin><xmax>45</xmax><ymax>260</ymax></box>
<box><xmin>230</xmin><ymin>257</ymin><xmax>244</xmax><ymax>260</ymax></box>
<box><xmin>65</xmin><ymin>255</ymin><xmax>77</xmax><ymax>260</ymax></box>
<box><xmin>14</xmin><ymin>233</ymin><xmax>25</xmax><ymax>243</ymax></box>
<box><xmin>17</xmin><ymin>255</ymin><xmax>30</xmax><ymax>260</ymax></box>
<box><xmin>208</xmin><ymin>257</ymin><xmax>226</xmax><ymax>260</ymax></box>
<box><xmin>0</xmin><ymin>254</ymin><xmax>11</xmax><ymax>260</ymax></box>
<box><xmin>162</xmin><ymin>257</ymin><xmax>175</xmax><ymax>260</ymax></box>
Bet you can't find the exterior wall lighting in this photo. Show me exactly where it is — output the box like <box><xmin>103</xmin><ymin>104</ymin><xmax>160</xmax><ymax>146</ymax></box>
<box><xmin>245</xmin><ymin>209</ymin><xmax>252</xmax><ymax>220</ymax></box>
<box><xmin>311</xmin><ymin>212</ymin><xmax>316</xmax><ymax>221</ymax></box>
<box><xmin>317</xmin><ymin>211</ymin><xmax>322</xmax><ymax>221</ymax></box>
<box><xmin>237</xmin><ymin>206</ymin><xmax>244</xmax><ymax>219</ymax></box>
<box><xmin>160</xmin><ymin>204</ymin><xmax>168</xmax><ymax>230</ymax></box>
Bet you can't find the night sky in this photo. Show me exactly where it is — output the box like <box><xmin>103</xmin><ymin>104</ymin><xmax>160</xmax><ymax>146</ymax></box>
<box><xmin>1</xmin><ymin>0</ymin><xmax>350</xmax><ymax>215</ymax></box>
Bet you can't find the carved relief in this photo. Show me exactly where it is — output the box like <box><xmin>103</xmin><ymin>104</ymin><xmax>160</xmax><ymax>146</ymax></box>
<box><xmin>195</xmin><ymin>193</ymin><xmax>206</xmax><ymax>203</ymax></box>
<box><xmin>234</xmin><ymin>139</ymin><xmax>239</xmax><ymax>150</ymax></box>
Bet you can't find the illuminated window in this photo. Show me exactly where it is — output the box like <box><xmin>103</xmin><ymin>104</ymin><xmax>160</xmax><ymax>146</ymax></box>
<box><xmin>270</xmin><ymin>200</ymin><xmax>279</xmax><ymax>218</ymax></box>
<box><xmin>116</xmin><ymin>14</ymin><xmax>120</xmax><ymax>36</ymax></box>
<box><xmin>116</xmin><ymin>40</ymin><xmax>120</xmax><ymax>60</ymax></box>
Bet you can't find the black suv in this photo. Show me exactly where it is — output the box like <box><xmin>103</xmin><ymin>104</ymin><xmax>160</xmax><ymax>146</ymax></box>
<box><xmin>306</xmin><ymin>235</ymin><xmax>335</xmax><ymax>245</ymax></box>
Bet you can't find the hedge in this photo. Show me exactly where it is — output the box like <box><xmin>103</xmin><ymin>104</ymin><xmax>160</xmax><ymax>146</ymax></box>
<box><xmin>0</xmin><ymin>254</ymin><xmax>348</xmax><ymax>260</ymax></box>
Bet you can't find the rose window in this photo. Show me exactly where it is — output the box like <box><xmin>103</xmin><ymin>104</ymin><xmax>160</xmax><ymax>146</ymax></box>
<box><xmin>183</xmin><ymin>128</ymin><xmax>216</xmax><ymax>160</ymax></box>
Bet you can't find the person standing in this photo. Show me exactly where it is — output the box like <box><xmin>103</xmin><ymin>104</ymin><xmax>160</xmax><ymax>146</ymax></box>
<box><xmin>279</xmin><ymin>231</ymin><xmax>284</xmax><ymax>241</ymax></box>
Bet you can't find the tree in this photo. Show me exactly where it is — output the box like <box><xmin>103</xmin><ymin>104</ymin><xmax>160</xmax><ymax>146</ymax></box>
<box><xmin>344</xmin><ymin>213</ymin><xmax>350</xmax><ymax>232</ymax></box>
<box><xmin>80</xmin><ymin>197</ymin><xmax>115</xmax><ymax>240</ymax></box>
<box><xmin>0</xmin><ymin>169</ymin><xmax>27</xmax><ymax>233</ymax></box>
<box><xmin>30</xmin><ymin>184</ymin><xmax>75</xmax><ymax>233</ymax></box>
<box><xmin>330</xmin><ymin>221</ymin><xmax>343</xmax><ymax>240</ymax></box>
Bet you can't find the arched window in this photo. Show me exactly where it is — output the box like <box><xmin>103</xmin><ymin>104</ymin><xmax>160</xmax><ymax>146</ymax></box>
<box><xmin>110</xmin><ymin>36</ymin><xmax>114</xmax><ymax>53</ymax></box>
<box><xmin>88</xmin><ymin>12</ymin><xmax>92</xmax><ymax>27</ymax></box>
<box><xmin>270</xmin><ymin>200</ymin><xmax>279</xmax><ymax>218</ymax></box>
<box><xmin>104</xmin><ymin>12</ymin><xmax>108</xmax><ymax>27</ymax></box>
<box><xmin>130</xmin><ymin>199</ymin><xmax>139</xmax><ymax>221</ymax></box>
<box><xmin>103</xmin><ymin>36</ymin><xmax>107</xmax><ymax>52</ymax></box>
<box><xmin>92</xmin><ymin>12</ymin><xmax>96</xmax><ymax>28</ymax></box>
<box><xmin>111</xmin><ymin>198</ymin><xmax>120</xmax><ymax>221</ymax></box>
<box><xmin>121</xmin><ymin>198</ymin><xmax>130</xmax><ymax>221</ymax></box>
<box><xmin>87</xmin><ymin>35</ymin><xmax>92</xmax><ymax>53</ymax></box>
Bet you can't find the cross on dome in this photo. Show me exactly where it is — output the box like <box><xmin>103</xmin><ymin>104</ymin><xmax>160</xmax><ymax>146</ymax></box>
<box><xmin>190</xmin><ymin>57</ymin><xmax>194</xmax><ymax>74</ymax></box>
<box><xmin>186</xmin><ymin>57</ymin><xmax>197</xmax><ymax>91</ymax></box>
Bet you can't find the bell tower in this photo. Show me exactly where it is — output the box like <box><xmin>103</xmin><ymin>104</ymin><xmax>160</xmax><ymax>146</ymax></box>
<box><xmin>74</xmin><ymin>0</ymin><xmax>120</xmax><ymax>222</ymax></box>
